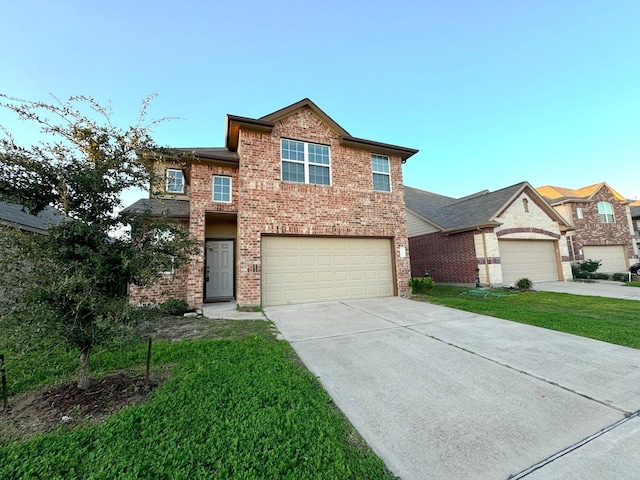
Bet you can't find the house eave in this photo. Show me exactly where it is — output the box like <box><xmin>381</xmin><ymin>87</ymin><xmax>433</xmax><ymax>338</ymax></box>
<box><xmin>441</xmin><ymin>222</ymin><xmax>501</xmax><ymax>235</ymax></box>
<box><xmin>226</xmin><ymin>115</ymin><xmax>274</xmax><ymax>151</ymax></box>
<box><xmin>340</xmin><ymin>135</ymin><xmax>419</xmax><ymax>162</ymax></box>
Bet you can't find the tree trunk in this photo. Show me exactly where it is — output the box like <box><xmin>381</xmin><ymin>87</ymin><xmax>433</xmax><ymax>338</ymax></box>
<box><xmin>77</xmin><ymin>345</ymin><xmax>91</xmax><ymax>390</ymax></box>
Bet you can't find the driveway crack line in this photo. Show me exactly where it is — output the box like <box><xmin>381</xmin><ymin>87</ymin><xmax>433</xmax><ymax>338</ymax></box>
<box><xmin>406</xmin><ymin>326</ymin><xmax>632</xmax><ymax>415</ymax></box>
<box><xmin>509</xmin><ymin>411</ymin><xmax>640</xmax><ymax>479</ymax></box>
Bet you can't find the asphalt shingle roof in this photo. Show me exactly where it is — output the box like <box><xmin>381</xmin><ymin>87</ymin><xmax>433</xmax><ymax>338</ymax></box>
<box><xmin>0</xmin><ymin>201</ymin><xmax>64</xmax><ymax>234</ymax></box>
<box><xmin>123</xmin><ymin>198</ymin><xmax>190</xmax><ymax>219</ymax></box>
<box><xmin>404</xmin><ymin>182</ymin><xmax>530</xmax><ymax>231</ymax></box>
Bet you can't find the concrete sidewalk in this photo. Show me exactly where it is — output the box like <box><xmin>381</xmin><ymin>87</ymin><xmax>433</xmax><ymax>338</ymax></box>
<box><xmin>534</xmin><ymin>280</ymin><xmax>640</xmax><ymax>301</ymax></box>
<box><xmin>265</xmin><ymin>297</ymin><xmax>640</xmax><ymax>480</ymax></box>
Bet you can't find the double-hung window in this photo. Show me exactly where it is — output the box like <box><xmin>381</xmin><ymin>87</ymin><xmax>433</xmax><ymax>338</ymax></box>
<box><xmin>281</xmin><ymin>139</ymin><xmax>330</xmax><ymax>185</ymax></box>
<box><xmin>371</xmin><ymin>154</ymin><xmax>391</xmax><ymax>192</ymax></box>
<box><xmin>597</xmin><ymin>201</ymin><xmax>615</xmax><ymax>223</ymax></box>
<box><xmin>166</xmin><ymin>169</ymin><xmax>184</xmax><ymax>194</ymax></box>
<box><xmin>212</xmin><ymin>176</ymin><xmax>232</xmax><ymax>203</ymax></box>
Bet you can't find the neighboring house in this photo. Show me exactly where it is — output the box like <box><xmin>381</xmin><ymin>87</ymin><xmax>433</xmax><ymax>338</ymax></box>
<box><xmin>127</xmin><ymin>98</ymin><xmax>418</xmax><ymax>308</ymax></box>
<box><xmin>404</xmin><ymin>182</ymin><xmax>574</xmax><ymax>286</ymax></box>
<box><xmin>0</xmin><ymin>201</ymin><xmax>63</xmax><ymax>234</ymax></box>
<box><xmin>536</xmin><ymin>183</ymin><xmax>639</xmax><ymax>273</ymax></box>
<box><xmin>630</xmin><ymin>201</ymin><xmax>640</xmax><ymax>253</ymax></box>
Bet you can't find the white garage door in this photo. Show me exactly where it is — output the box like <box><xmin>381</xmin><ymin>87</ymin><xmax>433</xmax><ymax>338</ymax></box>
<box><xmin>498</xmin><ymin>240</ymin><xmax>559</xmax><ymax>285</ymax></box>
<box><xmin>262</xmin><ymin>236</ymin><xmax>394</xmax><ymax>306</ymax></box>
<box><xmin>582</xmin><ymin>245</ymin><xmax>627</xmax><ymax>273</ymax></box>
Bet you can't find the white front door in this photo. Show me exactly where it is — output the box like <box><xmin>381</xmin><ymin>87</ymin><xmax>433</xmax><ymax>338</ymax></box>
<box><xmin>205</xmin><ymin>240</ymin><xmax>234</xmax><ymax>299</ymax></box>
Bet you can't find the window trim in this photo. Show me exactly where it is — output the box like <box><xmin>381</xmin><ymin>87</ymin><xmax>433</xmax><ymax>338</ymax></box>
<box><xmin>597</xmin><ymin>201</ymin><xmax>615</xmax><ymax>223</ymax></box>
<box><xmin>166</xmin><ymin>168</ymin><xmax>185</xmax><ymax>194</ymax></box>
<box><xmin>280</xmin><ymin>138</ymin><xmax>332</xmax><ymax>186</ymax></box>
<box><xmin>371</xmin><ymin>154</ymin><xmax>391</xmax><ymax>192</ymax></box>
<box><xmin>212</xmin><ymin>175</ymin><xmax>232</xmax><ymax>203</ymax></box>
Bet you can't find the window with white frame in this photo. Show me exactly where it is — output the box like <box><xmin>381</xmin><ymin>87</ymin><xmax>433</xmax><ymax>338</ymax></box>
<box><xmin>371</xmin><ymin>154</ymin><xmax>391</xmax><ymax>192</ymax></box>
<box><xmin>576</xmin><ymin>207</ymin><xmax>583</xmax><ymax>219</ymax></box>
<box><xmin>597</xmin><ymin>201</ymin><xmax>615</xmax><ymax>223</ymax></box>
<box><xmin>166</xmin><ymin>169</ymin><xmax>184</xmax><ymax>193</ymax></box>
<box><xmin>281</xmin><ymin>139</ymin><xmax>330</xmax><ymax>185</ymax></box>
<box><xmin>212</xmin><ymin>176</ymin><xmax>232</xmax><ymax>203</ymax></box>
<box><xmin>155</xmin><ymin>229</ymin><xmax>176</xmax><ymax>274</ymax></box>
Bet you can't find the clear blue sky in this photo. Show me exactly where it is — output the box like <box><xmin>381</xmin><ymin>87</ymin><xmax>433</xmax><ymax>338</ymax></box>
<box><xmin>2</xmin><ymin>0</ymin><xmax>639</xmax><ymax>207</ymax></box>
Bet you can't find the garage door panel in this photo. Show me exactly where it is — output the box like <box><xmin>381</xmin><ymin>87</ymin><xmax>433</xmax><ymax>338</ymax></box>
<box><xmin>499</xmin><ymin>240</ymin><xmax>559</xmax><ymax>285</ymax></box>
<box><xmin>262</xmin><ymin>236</ymin><xmax>394</xmax><ymax>306</ymax></box>
<box><xmin>582</xmin><ymin>246</ymin><xmax>627</xmax><ymax>273</ymax></box>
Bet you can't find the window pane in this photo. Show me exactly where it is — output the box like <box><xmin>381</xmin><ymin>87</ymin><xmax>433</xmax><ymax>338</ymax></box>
<box><xmin>213</xmin><ymin>176</ymin><xmax>231</xmax><ymax>202</ymax></box>
<box><xmin>373</xmin><ymin>172</ymin><xmax>390</xmax><ymax>192</ymax></box>
<box><xmin>308</xmin><ymin>143</ymin><xmax>329</xmax><ymax>165</ymax></box>
<box><xmin>282</xmin><ymin>139</ymin><xmax>304</xmax><ymax>161</ymax></box>
<box><xmin>371</xmin><ymin>155</ymin><xmax>390</xmax><ymax>173</ymax></box>
<box><xmin>597</xmin><ymin>202</ymin><xmax>615</xmax><ymax>223</ymax></box>
<box><xmin>309</xmin><ymin>165</ymin><xmax>330</xmax><ymax>185</ymax></box>
<box><xmin>282</xmin><ymin>160</ymin><xmax>305</xmax><ymax>183</ymax></box>
<box><xmin>167</xmin><ymin>170</ymin><xmax>184</xmax><ymax>193</ymax></box>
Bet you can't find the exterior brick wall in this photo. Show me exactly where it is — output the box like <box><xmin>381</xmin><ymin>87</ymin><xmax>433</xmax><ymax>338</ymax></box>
<box><xmin>235</xmin><ymin>107</ymin><xmax>411</xmax><ymax>305</ymax></box>
<box><xmin>409</xmin><ymin>230</ymin><xmax>477</xmax><ymax>283</ymax></box>
<box><xmin>133</xmin><ymin>105</ymin><xmax>413</xmax><ymax>308</ymax></box>
<box><xmin>563</xmin><ymin>188</ymin><xmax>636</xmax><ymax>262</ymax></box>
<box><xmin>128</xmin><ymin>265</ymin><xmax>189</xmax><ymax>305</ymax></box>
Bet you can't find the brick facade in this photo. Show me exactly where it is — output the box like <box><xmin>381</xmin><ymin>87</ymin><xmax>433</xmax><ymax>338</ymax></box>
<box><xmin>409</xmin><ymin>230</ymin><xmax>477</xmax><ymax>283</ymax></box>
<box><xmin>562</xmin><ymin>188</ymin><xmax>636</xmax><ymax>263</ymax></box>
<box><xmin>235</xmin><ymin>109</ymin><xmax>411</xmax><ymax>305</ymax></box>
<box><xmin>131</xmin><ymin>101</ymin><xmax>415</xmax><ymax>307</ymax></box>
<box><xmin>407</xmin><ymin>187</ymin><xmax>573</xmax><ymax>285</ymax></box>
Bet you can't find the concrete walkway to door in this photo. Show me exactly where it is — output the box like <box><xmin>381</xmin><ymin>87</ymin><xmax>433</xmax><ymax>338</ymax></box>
<box><xmin>265</xmin><ymin>297</ymin><xmax>640</xmax><ymax>480</ymax></box>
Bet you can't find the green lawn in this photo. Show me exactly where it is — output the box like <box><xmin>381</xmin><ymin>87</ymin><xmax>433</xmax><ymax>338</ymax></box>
<box><xmin>421</xmin><ymin>285</ymin><xmax>640</xmax><ymax>349</ymax></box>
<box><xmin>0</xmin><ymin>320</ymin><xmax>395</xmax><ymax>480</ymax></box>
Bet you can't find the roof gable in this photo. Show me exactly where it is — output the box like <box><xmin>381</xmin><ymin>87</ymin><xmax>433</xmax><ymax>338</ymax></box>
<box><xmin>537</xmin><ymin>182</ymin><xmax>627</xmax><ymax>204</ymax></box>
<box><xmin>405</xmin><ymin>182</ymin><xmax>572</xmax><ymax>233</ymax></box>
<box><xmin>260</xmin><ymin>98</ymin><xmax>351</xmax><ymax>137</ymax></box>
<box><xmin>226</xmin><ymin>98</ymin><xmax>418</xmax><ymax>162</ymax></box>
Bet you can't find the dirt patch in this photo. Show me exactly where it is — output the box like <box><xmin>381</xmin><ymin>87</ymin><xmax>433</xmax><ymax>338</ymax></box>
<box><xmin>1</xmin><ymin>316</ymin><xmax>274</xmax><ymax>445</ymax></box>
<box><xmin>1</xmin><ymin>372</ymin><xmax>165</xmax><ymax>444</ymax></box>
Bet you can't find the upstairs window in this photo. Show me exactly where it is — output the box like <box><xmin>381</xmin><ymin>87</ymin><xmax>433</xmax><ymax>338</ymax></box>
<box><xmin>281</xmin><ymin>139</ymin><xmax>331</xmax><ymax>185</ymax></box>
<box><xmin>371</xmin><ymin>154</ymin><xmax>391</xmax><ymax>192</ymax></box>
<box><xmin>597</xmin><ymin>201</ymin><xmax>615</xmax><ymax>223</ymax></box>
<box><xmin>522</xmin><ymin>198</ymin><xmax>529</xmax><ymax>212</ymax></box>
<box><xmin>212</xmin><ymin>176</ymin><xmax>232</xmax><ymax>203</ymax></box>
<box><xmin>166</xmin><ymin>169</ymin><xmax>184</xmax><ymax>194</ymax></box>
<box><xmin>576</xmin><ymin>207</ymin><xmax>583</xmax><ymax>219</ymax></box>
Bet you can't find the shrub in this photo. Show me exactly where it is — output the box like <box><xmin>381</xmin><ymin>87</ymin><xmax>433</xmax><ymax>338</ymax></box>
<box><xmin>573</xmin><ymin>259</ymin><xmax>603</xmax><ymax>279</ymax></box>
<box><xmin>408</xmin><ymin>276</ymin><xmax>435</xmax><ymax>295</ymax></box>
<box><xmin>611</xmin><ymin>273</ymin><xmax>628</xmax><ymax>282</ymax></box>
<box><xmin>159</xmin><ymin>298</ymin><xmax>190</xmax><ymax>315</ymax></box>
<box><xmin>515</xmin><ymin>278</ymin><xmax>533</xmax><ymax>290</ymax></box>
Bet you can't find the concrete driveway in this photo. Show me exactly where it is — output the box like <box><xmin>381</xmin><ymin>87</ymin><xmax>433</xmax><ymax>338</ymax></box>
<box><xmin>534</xmin><ymin>280</ymin><xmax>640</xmax><ymax>301</ymax></box>
<box><xmin>265</xmin><ymin>297</ymin><xmax>640</xmax><ymax>480</ymax></box>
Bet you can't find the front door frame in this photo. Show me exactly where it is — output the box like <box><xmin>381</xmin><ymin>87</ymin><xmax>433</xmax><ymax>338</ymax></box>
<box><xmin>204</xmin><ymin>238</ymin><xmax>235</xmax><ymax>302</ymax></box>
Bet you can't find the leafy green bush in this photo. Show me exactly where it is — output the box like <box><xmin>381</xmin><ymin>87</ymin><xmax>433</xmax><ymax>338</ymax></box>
<box><xmin>573</xmin><ymin>259</ymin><xmax>603</xmax><ymax>279</ymax></box>
<box><xmin>159</xmin><ymin>298</ymin><xmax>189</xmax><ymax>315</ymax></box>
<box><xmin>611</xmin><ymin>273</ymin><xmax>628</xmax><ymax>282</ymax></box>
<box><xmin>408</xmin><ymin>276</ymin><xmax>435</xmax><ymax>294</ymax></box>
<box><xmin>515</xmin><ymin>278</ymin><xmax>533</xmax><ymax>290</ymax></box>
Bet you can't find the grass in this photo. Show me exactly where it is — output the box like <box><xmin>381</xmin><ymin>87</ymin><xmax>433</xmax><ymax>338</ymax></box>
<box><xmin>0</xmin><ymin>319</ymin><xmax>395</xmax><ymax>480</ymax></box>
<box><xmin>626</xmin><ymin>282</ymin><xmax>640</xmax><ymax>288</ymax></box>
<box><xmin>420</xmin><ymin>285</ymin><xmax>640</xmax><ymax>349</ymax></box>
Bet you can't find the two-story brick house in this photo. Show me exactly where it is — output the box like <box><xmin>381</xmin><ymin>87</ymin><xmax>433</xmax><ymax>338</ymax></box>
<box><xmin>127</xmin><ymin>99</ymin><xmax>418</xmax><ymax>307</ymax></box>
<box><xmin>536</xmin><ymin>183</ymin><xmax>639</xmax><ymax>273</ymax></box>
